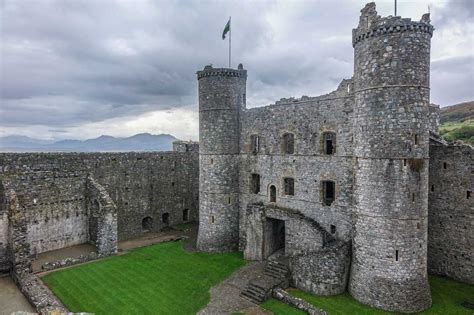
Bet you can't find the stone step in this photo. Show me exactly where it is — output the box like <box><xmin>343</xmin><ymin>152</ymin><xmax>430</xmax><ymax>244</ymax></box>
<box><xmin>264</xmin><ymin>270</ymin><xmax>285</xmax><ymax>279</ymax></box>
<box><xmin>248</xmin><ymin>283</ymin><xmax>266</xmax><ymax>294</ymax></box>
<box><xmin>240</xmin><ymin>290</ymin><xmax>265</xmax><ymax>304</ymax></box>
<box><xmin>266</xmin><ymin>265</ymin><xmax>287</xmax><ymax>274</ymax></box>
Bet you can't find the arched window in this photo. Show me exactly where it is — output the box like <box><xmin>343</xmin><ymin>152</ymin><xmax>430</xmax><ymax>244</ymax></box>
<box><xmin>283</xmin><ymin>178</ymin><xmax>295</xmax><ymax>196</ymax></box>
<box><xmin>250</xmin><ymin>135</ymin><xmax>260</xmax><ymax>154</ymax></box>
<box><xmin>322</xmin><ymin>181</ymin><xmax>335</xmax><ymax>206</ymax></box>
<box><xmin>282</xmin><ymin>133</ymin><xmax>294</xmax><ymax>154</ymax></box>
<box><xmin>322</xmin><ymin>132</ymin><xmax>336</xmax><ymax>155</ymax></box>
<box><xmin>269</xmin><ymin>185</ymin><xmax>277</xmax><ymax>202</ymax></box>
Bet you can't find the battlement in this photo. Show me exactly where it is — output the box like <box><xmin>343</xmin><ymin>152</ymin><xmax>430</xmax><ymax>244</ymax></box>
<box><xmin>197</xmin><ymin>64</ymin><xmax>247</xmax><ymax>80</ymax></box>
<box><xmin>352</xmin><ymin>3</ymin><xmax>433</xmax><ymax>47</ymax></box>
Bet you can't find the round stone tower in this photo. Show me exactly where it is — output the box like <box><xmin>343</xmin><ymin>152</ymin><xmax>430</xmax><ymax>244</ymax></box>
<box><xmin>196</xmin><ymin>64</ymin><xmax>247</xmax><ymax>252</ymax></box>
<box><xmin>349</xmin><ymin>3</ymin><xmax>434</xmax><ymax>313</ymax></box>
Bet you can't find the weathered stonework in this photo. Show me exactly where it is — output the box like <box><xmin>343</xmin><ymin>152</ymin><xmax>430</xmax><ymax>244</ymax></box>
<box><xmin>195</xmin><ymin>2</ymin><xmax>472</xmax><ymax>313</ymax></box>
<box><xmin>428</xmin><ymin>144</ymin><xmax>473</xmax><ymax>284</ymax></box>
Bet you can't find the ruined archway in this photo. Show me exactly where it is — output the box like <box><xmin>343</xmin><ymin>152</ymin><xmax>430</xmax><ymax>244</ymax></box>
<box><xmin>142</xmin><ymin>216</ymin><xmax>153</xmax><ymax>232</ymax></box>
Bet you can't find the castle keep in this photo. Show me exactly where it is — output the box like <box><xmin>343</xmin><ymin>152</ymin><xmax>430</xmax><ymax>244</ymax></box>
<box><xmin>197</xmin><ymin>3</ymin><xmax>472</xmax><ymax>313</ymax></box>
<box><xmin>0</xmin><ymin>2</ymin><xmax>471</xmax><ymax>314</ymax></box>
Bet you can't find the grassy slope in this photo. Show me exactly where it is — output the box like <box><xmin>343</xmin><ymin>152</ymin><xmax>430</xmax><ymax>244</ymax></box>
<box><xmin>262</xmin><ymin>275</ymin><xmax>474</xmax><ymax>315</ymax></box>
<box><xmin>42</xmin><ymin>241</ymin><xmax>245</xmax><ymax>315</ymax></box>
<box><xmin>438</xmin><ymin>101</ymin><xmax>474</xmax><ymax>144</ymax></box>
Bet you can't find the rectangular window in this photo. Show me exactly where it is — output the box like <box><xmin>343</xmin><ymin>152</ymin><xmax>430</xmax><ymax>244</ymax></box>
<box><xmin>467</xmin><ymin>191</ymin><xmax>471</xmax><ymax>199</ymax></box>
<box><xmin>243</xmin><ymin>93</ymin><xmax>246</xmax><ymax>106</ymax></box>
<box><xmin>330</xmin><ymin>225</ymin><xmax>336</xmax><ymax>234</ymax></box>
<box><xmin>283</xmin><ymin>133</ymin><xmax>295</xmax><ymax>154</ymax></box>
<box><xmin>284</xmin><ymin>177</ymin><xmax>295</xmax><ymax>196</ymax></box>
<box><xmin>322</xmin><ymin>181</ymin><xmax>335</xmax><ymax>206</ymax></box>
<box><xmin>322</xmin><ymin>132</ymin><xmax>336</xmax><ymax>155</ymax></box>
<box><xmin>250</xmin><ymin>174</ymin><xmax>260</xmax><ymax>194</ymax></box>
<box><xmin>395</xmin><ymin>250</ymin><xmax>399</xmax><ymax>261</ymax></box>
<box><xmin>250</xmin><ymin>135</ymin><xmax>260</xmax><ymax>154</ymax></box>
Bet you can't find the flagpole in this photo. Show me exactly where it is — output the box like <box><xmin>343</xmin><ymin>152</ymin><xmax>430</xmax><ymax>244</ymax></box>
<box><xmin>229</xmin><ymin>16</ymin><xmax>231</xmax><ymax>68</ymax></box>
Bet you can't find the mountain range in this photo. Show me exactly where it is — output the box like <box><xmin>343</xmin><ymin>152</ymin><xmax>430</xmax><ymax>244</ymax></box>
<box><xmin>0</xmin><ymin>133</ymin><xmax>178</xmax><ymax>152</ymax></box>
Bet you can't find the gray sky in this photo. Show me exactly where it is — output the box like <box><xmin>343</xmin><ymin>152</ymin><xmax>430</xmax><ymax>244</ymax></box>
<box><xmin>1</xmin><ymin>0</ymin><xmax>473</xmax><ymax>141</ymax></box>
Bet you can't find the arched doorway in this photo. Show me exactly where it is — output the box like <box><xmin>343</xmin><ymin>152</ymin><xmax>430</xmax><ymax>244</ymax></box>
<box><xmin>269</xmin><ymin>185</ymin><xmax>276</xmax><ymax>203</ymax></box>
<box><xmin>162</xmin><ymin>213</ymin><xmax>170</xmax><ymax>225</ymax></box>
<box><xmin>142</xmin><ymin>216</ymin><xmax>153</xmax><ymax>232</ymax></box>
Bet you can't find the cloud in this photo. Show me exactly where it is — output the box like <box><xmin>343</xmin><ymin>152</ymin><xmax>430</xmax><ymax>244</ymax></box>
<box><xmin>0</xmin><ymin>0</ymin><xmax>472</xmax><ymax>140</ymax></box>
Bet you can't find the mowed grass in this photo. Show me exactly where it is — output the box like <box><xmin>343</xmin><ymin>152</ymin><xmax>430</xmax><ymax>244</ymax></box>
<box><xmin>41</xmin><ymin>241</ymin><xmax>245</xmax><ymax>315</ymax></box>
<box><xmin>262</xmin><ymin>275</ymin><xmax>474</xmax><ymax>315</ymax></box>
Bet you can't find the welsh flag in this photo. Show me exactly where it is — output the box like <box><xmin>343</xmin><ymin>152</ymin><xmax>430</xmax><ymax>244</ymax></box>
<box><xmin>222</xmin><ymin>18</ymin><xmax>230</xmax><ymax>40</ymax></box>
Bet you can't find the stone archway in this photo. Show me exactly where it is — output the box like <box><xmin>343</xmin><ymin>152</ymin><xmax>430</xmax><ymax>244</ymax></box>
<box><xmin>142</xmin><ymin>216</ymin><xmax>153</xmax><ymax>232</ymax></box>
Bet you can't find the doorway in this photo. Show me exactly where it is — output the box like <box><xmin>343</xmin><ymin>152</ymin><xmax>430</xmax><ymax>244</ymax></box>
<box><xmin>264</xmin><ymin>218</ymin><xmax>285</xmax><ymax>258</ymax></box>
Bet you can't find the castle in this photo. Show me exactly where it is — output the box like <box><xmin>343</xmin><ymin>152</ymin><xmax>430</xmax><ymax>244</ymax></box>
<box><xmin>196</xmin><ymin>2</ymin><xmax>472</xmax><ymax>313</ymax></box>
<box><xmin>0</xmin><ymin>2</ymin><xmax>472</xmax><ymax>314</ymax></box>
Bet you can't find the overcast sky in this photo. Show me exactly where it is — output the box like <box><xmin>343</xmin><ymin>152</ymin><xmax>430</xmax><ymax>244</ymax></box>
<box><xmin>1</xmin><ymin>0</ymin><xmax>473</xmax><ymax>141</ymax></box>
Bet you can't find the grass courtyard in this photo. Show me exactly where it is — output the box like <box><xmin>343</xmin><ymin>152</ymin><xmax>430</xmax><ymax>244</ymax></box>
<box><xmin>42</xmin><ymin>241</ymin><xmax>473</xmax><ymax>315</ymax></box>
<box><xmin>41</xmin><ymin>241</ymin><xmax>245</xmax><ymax>315</ymax></box>
<box><xmin>261</xmin><ymin>275</ymin><xmax>474</xmax><ymax>315</ymax></box>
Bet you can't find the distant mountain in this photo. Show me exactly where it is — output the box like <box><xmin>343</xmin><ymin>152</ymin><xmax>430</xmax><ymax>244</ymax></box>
<box><xmin>439</xmin><ymin>101</ymin><xmax>474</xmax><ymax>124</ymax></box>
<box><xmin>0</xmin><ymin>133</ymin><xmax>178</xmax><ymax>152</ymax></box>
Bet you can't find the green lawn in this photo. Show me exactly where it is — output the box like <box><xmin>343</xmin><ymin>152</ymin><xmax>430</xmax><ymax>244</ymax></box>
<box><xmin>42</xmin><ymin>241</ymin><xmax>245</xmax><ymax>315</ymax></box>
<box><xmin>262</xmin><ymin>275</ymin><xmax>474</xmax><ymax>315</ymax></box>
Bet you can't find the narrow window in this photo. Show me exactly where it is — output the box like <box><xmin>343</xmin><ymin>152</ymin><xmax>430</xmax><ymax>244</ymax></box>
<box><xmin>412</xmin><ymin>193</ymin><xmax>415</xmax><ymax>202</ymax></box>
<box><xmin>330</xmin><ymin>225</ymin><xmax>336</xmax><ymax>234</ymax></box>
<box><xmin>467</xmin><ymin>191</ymin><xmax>471</xmax><ymax>199</ymax></box>
<box><xmin>243</xmin><ymin>93</ymin><xmax>246</xmax><ymax>106</ymax></box>
<box><xmin>228</xmin><ymin>196</ymin><xmax>231</xmax><ymax>204</ymax></box>
<box><xmin>171</xmin><ymin>182</ymin><xmax>175</xmax><ymax>187</ymax></box>
<box><xmin>283</xmin><ymin>178</ymin><xmax>295</xmax><ymax>196</ymax></box>
<box><xmin>185</xmin><ymin>144</ymin><xmax>189</xmax><ymax>152</ymax></box>
<box><xmin>431</xmin><ymin>185</ymin><xmax>434</xmax><ymax>192</ymax></box>
<box><xmin>210</xmin><ymin>216</ymin><xmax>215</xmax><ymax>223</ymax></box>
<box><xmin>250</xmin><ymin>174</ymin><xmax>260</xmax><ymax>194</ymax></box>
<box><xmin>443</xmin><ymin>162</ymin><xmax>447</xmax><ymax>169</ymax></box>
<box><xmin>282</xmin><ymin>133</ymin><xmax>295</xmax><ymax>154</ymax></box>
<box><xmin>269</xmin><ymin>185</ymin><xmax>277</xmax><ymax>202</ymax></box>
<box><xmin>162</xmin><ymin>213</ymin><xmax>170</xmax><ymax>225</ymax></box>
<box><xmin>403</xmin><ymin>159</ymin><xmax>407</xmax><ymax>167</ymax></box>
<box><xmin>250</xmin><ymin>135</ymin><xmax>260</xmax><ymax>154</ymax></box>
<box><xmin>322</xmin><ymin>181</ymin><xmax>335</xmax><ymax>206</ymax></box>
<box><xmin>322</xmin><ymin>132</ymin><xmax>336</xmax><ymax>155</ymax></box>
<box><xmin>183</xmin><ymin>209</ymin><xmax>189</xmax><ymax>221</ymax></box>
<box><xmin>417</xmin><ymin>222</ymin><xmax>420</xmax><ymax>229</ymax></box>
<box><xmin>395</xmin><ymin>250</ymin><xmax>399</xmax><ymax>261</ymax></box>
<box><xmin>210</xmin><ymin>158</ymin><xmax>213</xmax><ymax>164</ymax></box>
<box><xmin>414</xmin><ymin>134</ymin><xmax>419</xmax><ymax>145</ymax></box>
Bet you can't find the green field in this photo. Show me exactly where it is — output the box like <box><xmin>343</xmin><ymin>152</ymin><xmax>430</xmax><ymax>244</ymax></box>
<box><xmin>42</xmin><ymin>241</ymin><xmax>245</xmax><ymax>315</ymax></box>
<box><xmin>262</xmin><ymin>275</ymin><xmax>474</xmax><ymax>315</ymax></box>
<box><xmin>439</xmin><ymin>119</ymin><xmax>474</xmax><ymax>144</ymax></box>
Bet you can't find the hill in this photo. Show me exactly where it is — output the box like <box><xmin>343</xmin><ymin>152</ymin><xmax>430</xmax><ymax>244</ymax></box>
<box><xmin>0</xmin><ymin>133</ymin><xmax>178</xmax><ymax>152</ymax></box>
<box><xmin>438</xmin><ymin>101</ymin><xmax>474</xmax><ymax>145</ymax></box>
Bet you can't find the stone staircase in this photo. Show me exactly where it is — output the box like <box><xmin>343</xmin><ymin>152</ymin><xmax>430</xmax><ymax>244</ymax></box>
<box><xmin>240</xmin><ymin>259</ymin><xmax>289</xmax><ymax>304</ymax></box>
<box><xmin>264</xmin><ymin>260</ymin><xmax>288</xmax><ymax>280</ymax></box>
<box><xmin>240</xmin><ymin>282</ymin><xmax>268</xmax><ymax>304</ymax></box>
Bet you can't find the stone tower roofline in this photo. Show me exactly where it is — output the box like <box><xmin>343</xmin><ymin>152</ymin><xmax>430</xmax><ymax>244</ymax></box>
<box><xmin>197</xmin><ymin>64</ymin><xmax>247</xmax><ymax>80</ymax></box>
<box><xmin>352</xmin><ymin>2</ymin><xmax>434</xmax><ymax>47</ymax></box>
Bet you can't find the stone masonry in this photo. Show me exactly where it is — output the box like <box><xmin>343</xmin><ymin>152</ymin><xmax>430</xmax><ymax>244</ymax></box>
<box><xmin>197</xmin><ymin>2</ymin><xmax>473</xmax><ymax>314</ymax></box>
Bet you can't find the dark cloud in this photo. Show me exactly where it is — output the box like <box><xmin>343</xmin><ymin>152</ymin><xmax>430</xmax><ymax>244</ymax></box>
<box><xmin>0</xmin><ymin>0</ymin><xmax>472</xmax><ymax>139</ymax></box>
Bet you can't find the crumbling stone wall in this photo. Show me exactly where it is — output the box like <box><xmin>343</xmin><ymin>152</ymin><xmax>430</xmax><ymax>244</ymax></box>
<box><xmin>0</xmin><ymin>151</ymin><xmax>199</xmax><ymax>260</ymax></box>
<box><xmin>173</xmin><ymin>140</ymin><xmax>199</xmax><ymax>152</ymax></box>
<box><xmin>86</xmin><ymin>176</ymin><xmax>118</xmax><ymax>255</ymax></box>
<box><xmin>428</xmin><ymin>144</ymin><xmax>473</xmax><ymax>284</ymax></box>
<box><xmin>0</xmin><ymin>181</ymin><xmax>9</xmax><ymax>272</ymax></box>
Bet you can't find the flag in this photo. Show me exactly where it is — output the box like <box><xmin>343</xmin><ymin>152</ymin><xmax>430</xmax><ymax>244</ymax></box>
<box><xmin>222</xmin><ymin>19</ymin><xmax>230</xmax><ymax>40</ymax></box>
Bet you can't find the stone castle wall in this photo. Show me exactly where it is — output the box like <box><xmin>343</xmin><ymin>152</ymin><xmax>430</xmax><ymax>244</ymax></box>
<box><xmin>428</xmin><ymin>144</ymin><xmax>473</xmax><ymax>284</ymax></box>
<box><xmin>0</xmin><ymin>151</ymin><xmax>198</xmax><ymax>260</ymax></box>
<box><xmin>239</xmin><ymin>79</ymin><xmax>355</xmax><ymax>251</ymax></box>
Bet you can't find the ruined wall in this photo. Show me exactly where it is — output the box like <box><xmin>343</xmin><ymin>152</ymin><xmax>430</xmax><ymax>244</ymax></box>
<box><xmin>428</xmin><ymin>144</ymin><xmax>474</xmax><ymax>284</ymax></box>
<box><xmin>0</xmin><ymin>151</ymin><xmax>199</xmax><ymax>257</ymax></box>
<box><xmin>291</xmin><ymin>241</ymin><xmax>351</xmax><ymax>296</ymax></box>
<box><xmin>0</xmin><ymin>181</ymin><xmax>9</xmax><ymax>272</ymax></box>
<box><xmin>239</xmin><ymin>79</ymin><xmax>354</xmax><ymax>251</ymax></box>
